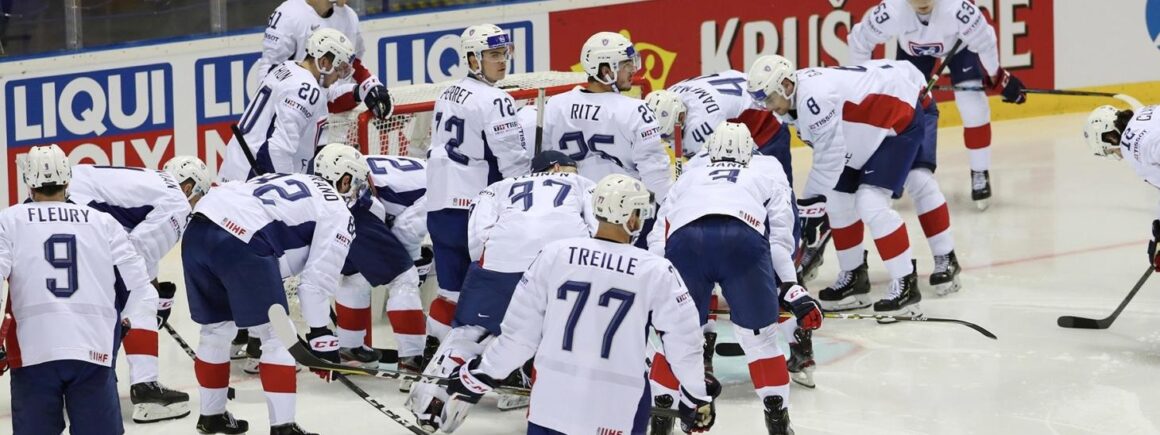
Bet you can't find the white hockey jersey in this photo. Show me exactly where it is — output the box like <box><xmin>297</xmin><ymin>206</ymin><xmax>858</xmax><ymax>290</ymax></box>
<box><xmin>848</xmin><ymin>0</ymin><xmax>1000</xmax><ymax>77</ymax></box>
<box><xmin>475</xmin><ymin>237</ymin><xmax>708</xmax><ymax>435</ymax></box>
<box><xmin>219</xmin><ymin>62</ymin><xmax>328</xmax><ymax>183</ymax></box>
<box><xmin>542</xmin><ymin>89</ymin><xmax>673</xmax><ymax>200</ymax></box>
<box><xmin>193</xmin><ymin>173</ymin><xmax>353</xmax><ymax>328</ymax></box>
<box><xmin>68</xmin><ymin>165</ymin><xmax>191</xmax><ymax>279</ymax></box>
<box><xmin>254</xmin><ymin>0</ymin><xmax>364</xmax><ymax>81</ymax></box>
<box><xmin>651</xmin><ymin>157</ymin><xmax>796</xmax><ymax>280</ymax></box>
<box><xmin>365</xmin><ymin>154</ymin><xmax>428</xmax><ymax>258</ymax></box>
<box><xmin>468</xmin><ymin>172</ymin><xmax>597</xmax><ymax>273</ymax></box>
<box><xmin>669</xmin><ymin>70</ymin><xmax>758</xmax><ymax>155</ymax></box>
<box><xmin>793</xmin><ymin>60</ymin><xmax>926</xmax><ymax>198</ymax></box>
<box><xmin>1119</xmin><ymin>106</ymin><xmax>1160</xmax><ymax>214</ymax></box>
<box><xmin>0</xmin><ymin>201</ymin><xmax>157</xmax><ymax>369</ymax></box>
<box><xmin>426</xmin><ymin>76</ymin><xmax>530</xmax><ymax>212</ymax></box>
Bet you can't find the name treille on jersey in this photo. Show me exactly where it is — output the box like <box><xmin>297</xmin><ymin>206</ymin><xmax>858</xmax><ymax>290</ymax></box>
<box><xmin>571</xmin><ymin>103</ymin><xmax>601</xmax><ymax>121</ymax></box>
<box><xmin>566</xmin><ymin>245</ymin><xmax>639</xmax><ymax>275</ymax></box>
<box><xmin>440</xmin><ymin>85</ymin><xmax>473</xmax><ymax>104</ymax></box>
<box><xmin>25</xmin><ymin>206</ymin><xmax>92</xmax><ymax>223</ymax></box>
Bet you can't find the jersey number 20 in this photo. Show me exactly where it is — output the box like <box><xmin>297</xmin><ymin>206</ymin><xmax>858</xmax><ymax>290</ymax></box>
<box><xmin>558</xmin><ymin>281</ymin><xmax>635</xmax><ymax>359</ymax></box>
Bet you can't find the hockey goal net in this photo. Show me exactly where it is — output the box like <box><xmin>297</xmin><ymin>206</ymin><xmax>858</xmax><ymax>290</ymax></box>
<box><xmin>321</xmin><ymin>72</ymin><xmax>652</xmax><ymax>157</ymax></box>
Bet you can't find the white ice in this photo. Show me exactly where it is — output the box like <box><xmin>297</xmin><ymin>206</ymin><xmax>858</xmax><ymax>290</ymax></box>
<box><xmin>3</xmin><ymin>112</ymin><xmax>1160</xmax><ymax>434</ymax></box>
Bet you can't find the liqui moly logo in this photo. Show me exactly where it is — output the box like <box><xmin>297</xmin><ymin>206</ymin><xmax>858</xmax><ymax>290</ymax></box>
<box><xmin>378</xmin><ymin>21</ymin><xmax>534</xmax><ymax>87</ymax></box>
<box><xmin>194</xmin><ymin>52</ymin><xmax>261</xmax><ymax>175</ymax></box>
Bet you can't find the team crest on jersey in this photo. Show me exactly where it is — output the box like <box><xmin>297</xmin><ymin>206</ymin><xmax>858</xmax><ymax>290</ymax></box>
<box><xmin>908</xmin><ymin>41</ymin><xmax>944</xmax><ymax>57</ymax></box>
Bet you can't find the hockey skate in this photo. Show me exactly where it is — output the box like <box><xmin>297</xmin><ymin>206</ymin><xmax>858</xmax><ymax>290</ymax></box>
<box><xmin>764</xmin><ymin>396</ymin><xmax>794</xmax><ymax>435</ymax></box>
<box><xmin>271</xmin><ymin>422</ymin><xmax>318</xmax><ymax>435</ymax></box>
<box><xmin>410</xmin><ymin>396</ymin><xmax>446</xmax><ymax>433</ymax></box>
<box><xmin>229</xmin><ymin>330</ymin><xmax>249</xmax><ymax>360</ymax></box>
<box><xmin>873</xmin><ymin>261</ymin><xmax>922</xmax><ymax>318</ymax></box>
<box><xmin>971</xmin><ymin>170</ymin><xmax>992</xmax><ymax>211</ymax></box>
<box><xmin>496</xmin><ymin>360</ymin><xmax>533</xmax><ymax>411</ymax></box>
<box><xmin>786</xmin><ymin>329</ymin><xmax>816</xmax><ymax>389</ymax></box>
<box><xmin>396</xmin><ymin>355</ymin><xmax>424</xmax><ymax>393</ymax></box>
<box><xmin>702</xmin><ymin>332</ymin><xmax>717</xmax><ymax>374</ymax></box>
<box><xmin>796</xmin><ymin>229</ymin><xmax>829</xmax><ymax>283</ymax></box>
<box><xmin>195</xmin><ymin>412</ymin><xmax>248</xmax><ymax>435</ymax></box>
<box><xmin>930</xmin><ymin>251</ymin><xmax>962</xmax><ymax>296</ymax></box>
<box><xmin>339</xmin><ymin>345</ymin><xmax>382</xmax><ymax>368</ymax></box>
<box><xmin>818</xmin><ymin>253</ymin><xmax>871</xmax><ymax>311</ymax></box>
<box><xmin>648</xmin><ymin>394</ymin><xmax>676</xmax><ymax>435</ymax></box>
<box><xmin>130</xmin><ymin>381</ymin><xmax>190</xmax><ymax>423</ymax></box>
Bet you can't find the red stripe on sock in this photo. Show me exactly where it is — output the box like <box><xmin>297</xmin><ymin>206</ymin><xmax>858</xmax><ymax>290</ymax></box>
<box><xmin>429</xmin><ymin>297</ymin><xmax>456</xmax><ymax>325</ymax></box>
<box><xmin>918</xmin><ymin>203</ymin><xmax>951</xmax><ymax>238</ymax></box>
<box><xmin>259</xmin><ymin>363</ymin><xmax>297</xmax><ymax>394</ymax></box>
<box><xmin>649</xmin><ymin>352</ymin><xmax>680</xmax><ymax>390</ymax></box>
<box><xmin>874</xmin><ymin>224</ymin><xmax>911</xmax><ymax>261</ymax></box>
<box><xmin>387</xmin><ymin>310</ymin><xmax>427</xmax><ymax>335</ymax></box>
<box><xmin>336</xmin><ymin>304</ymin><xmax>371</xmax><ymax>331</ymax></box>
<box><xmin>832</xmin><ymin>221</ymin><xmax>864</xmax><ymax>251</ymax></box>
<box><xmin>123</xmin><ymin>328</ymin><xmax>159</xmax><ymax>356</ymax></box>
<box><xmin>964</xmin><ymin>124</ymin><xmax>991</xmax><ymax>150</ymax></box>
<box><xmin>707</xmin><ymin>294</ymin><xmax>719</xmax><ymax>322</ymax></box>
<box><xmin>748</xmin><ymin>355</ymin><xmax>789</xmax><ymax>389</ymax></box>
<box><xmin>195</xmin><ymin>358</ymin><xmax>231</xmax><ymax>389</ymax></box>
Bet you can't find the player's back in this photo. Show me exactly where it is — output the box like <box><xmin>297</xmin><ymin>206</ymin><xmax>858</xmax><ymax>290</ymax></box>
<box><xmin>671</xmin><ymin>70</ymin><xmax>756</xmax><ymax>148</ymax></box>
<box><xmin>194</xmin><ymin>173</ymin><xmax>350</xmax><ymax>267</ymax></box>
<box><xmin>366</xmin><ymin>155</ymin><xmax>427</xmax><ymax>216</ymax></box>
<box><xmin>1120</xmin><ymin>105</ymin><xmax>1160</xmax><ymax>186</ymax></box>
<box><xmin>522</xmin><ymin>237</ymin><xmax>682</xmax><ymax>433</ymax></box>
<box><xmin>542</xmin><ymin>89</ymin><xmax>660</xmax><ymax>183</ymax></box>
<box><xmin>663</xmin><ymin>161</ymin><xmax>784</xmax><ymax>236</ymax></box>
<box><xmin>219</xmin><ymin>62</ymin><xmax>326</xmax><ymax>182</ymax></box>
<box><xmin>471</xmin><ymin>172</ymin><xmax>594</xmax><ymax>272</ymax></box>
<box><xmin>68</xmin><ymin>165</ymin><xmax>189</xmax><ymax>229</ymax></box>
<box><xmin>800</xmin><ymin>60</ymin><xmax>924</xmax><ymax>109</ymax></box>
<box><xmin>0</xmin><ymin>201</ymin><xmax>130</xmax><ymax>368</ymax></box>
<box><xmin>427</xmin><ymin>76</ymin><xmax>527</xmax><ymax>212</ymax></box>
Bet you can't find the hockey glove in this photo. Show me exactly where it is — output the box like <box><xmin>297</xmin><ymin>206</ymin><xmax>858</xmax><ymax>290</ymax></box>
<box><xmin>678</xmin><ymin>373</ymin><xmax>721</xmax><ymax>433</ymax></box>
<box><xmin>357</xmin><ymin>78</ymin><xmax>394</xmax><ymax>120</ymax></box>
<box><xmin>0</xmin><ymin>348</ymin><xmax>6</xmax><ymax>377</ymax></box>
<box><xmin>797</xmin><ymin>196</ymin><xmax>828</xmax><ymax>247</ymax></box>
<box><xmin>446</xmin><ymin>357</ymin><xmax>500</xmax><ymax>404</ymax></box>
<box><xmin>987</xmin><ymin>68</ymin><xmax>1026</xmax><ymax>104</ymax></box>
<box><xmin>415</xmin><ymin>246</ymin><xmax>434</xmax><ymax>286</ymax></box>
<box><xmin>780</xmin><ymin>283</ymin><xmax>823</xmax><ymax>331</ymax></box>
<box><xmin>155</xmin><ymin>281</ymin><xmax>177</xmax><ymax>327</ymax></box>
<box><xmin>1149</xmin><ymin>220</ymin><xmax>1160</xmax><ymax>272</ymax></box>
<box><xmin>306</xmin><ymin>327</ymin><xmax>340</xmax><ymax>381</ymax></box>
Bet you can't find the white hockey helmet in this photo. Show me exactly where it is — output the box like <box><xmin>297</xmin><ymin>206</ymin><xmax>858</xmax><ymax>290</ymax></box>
<box><xmin>580</xmin><ymin>32</ymin><xmax>641</xmax><ymax>87</ymax></box>
<box><xmin>1083</xmin><ymin>105</ymin><xmax>1125</xmax><ymax>160</ymax></box>
<box><xmin>592</xmin><ymin>174</ymin><xmax>654</xmax><ymax>236</ymax></box>
<box><xmin>707</xmin><ymin>121</ymin><xmax>757</xmax><ymax>165</ymax></box>
<box><xmin>163</xmin><ymin>155</ymin><xmax>212</xmax><ymax>198</ymax></box>
<box><xmin>747</xmin><ymin>55</ymin><xmax>797</xmax><ymax>105</ymax></box>
<box><xmin>644</xmin><ymin>90</ymin><xmax>686</xmax><ymax>138</ymax></box>
<box><xmin>306</xmin><ymin>27</ymin><xmax>356</xmax><ymax>81</ymax></box>
<box><xmin>22</xmin><ymin>144</ymin><xmax>71</xmax><ymax>189</ymax></box>
<box><xmin>314</xmin><ymin>143</ymin><xmax>370</xmax><ymax>207</ymax></box>
<box><xmin>460</xmin><ymin>24</ymin><xmax>513</xmax><ymax>81</ymax></box>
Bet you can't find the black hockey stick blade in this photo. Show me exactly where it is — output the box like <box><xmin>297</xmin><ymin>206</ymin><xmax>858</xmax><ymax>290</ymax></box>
<box><xmin>714</xmin><ymin>342</ymin><xmax>745</xmax><ymax>357</ymax></box>
<box><xmin>1058</xmin><ymin>267</ymin><xmax>1153</xmax><ymax>330</ymax></box>
<box><xmin>334</xmin><ymin>374</ymin><xmax>427</xmax><ymax>435</ymax></box>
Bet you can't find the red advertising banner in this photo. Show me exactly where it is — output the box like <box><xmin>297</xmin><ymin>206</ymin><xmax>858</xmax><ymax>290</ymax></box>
<box><xmin>548</xmin><ymin>0</ymin><xmax>1053</xmax><ymax>96</ymax></box>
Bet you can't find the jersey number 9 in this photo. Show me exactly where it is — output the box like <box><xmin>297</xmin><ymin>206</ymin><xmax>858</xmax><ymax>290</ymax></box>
<box><xmin>43</xmin><ymin>234</ymin><xmax>79</xmax><ymax>298</ymax></box>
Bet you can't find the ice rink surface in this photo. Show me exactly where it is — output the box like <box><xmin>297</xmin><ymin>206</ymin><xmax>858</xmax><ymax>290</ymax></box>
<box><xmin>4</xmin><ymin>112</ymin><xmax>1160</xmax><ymax>434</ymax></box>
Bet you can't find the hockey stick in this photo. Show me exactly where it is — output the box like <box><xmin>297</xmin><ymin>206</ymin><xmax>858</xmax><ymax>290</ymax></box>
<box><xmin>534</xmin><ymin>87</ymin><xmax>546</xmax><ymax>155</ymax></box>
<box><xmin>922</xmin><ymin>39</ymin><xmax>964</xmax><ymax>96</ymax></box>
<box><xmin>931</xmin><ymin>86</ymin><xmax>1144</xmax><ymax>108</ymax></box>
<box><xmin>230</xmin><ymin>124</ymin><xmax>266</xmax><ymax>177</ymax></box>
<box><xmin>161</xmin><ymin>322</ymin><xmax>237</xmax><ymax>400</ymax></box>
<box><xmin>269</xmin><ymin>305</ymin><xmax>683</xmax><ymax>418</ymax></box>
<box><xmin>1058</xmin><ymin>267</ymin><xmax>1153</xmax><ymax>329</ymax></box>
<box><xmin>334</xmin><ymin>374</ymin><xmax>428</xmax><ymax>435</ymax></box>
<box><xmin>672</xmin><ymin>118</ymin><xmax>684</xmax><ymax>178</ymax></box>
<box><xmin>710</xmin><ymin>310</ymin><xmax>996</xmax><ymax>353</ymax></box>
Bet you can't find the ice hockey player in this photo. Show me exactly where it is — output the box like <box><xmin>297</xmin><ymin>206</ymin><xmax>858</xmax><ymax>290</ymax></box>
<box><xmin>219</xmin><ymin>28</ymin><xmax>357</xmax><ymax>182</ymax></box>
<box><xmin>63</xmin><ymin>156</ymin><xmax>211</xmax><ymax>424</ymax></box>
<box><xmin>1082</xmin><ymin>104</ymin><xmax>1160</xmax><ymax>272</ymax></box>
<box><xmin>334</xmin><ymin>154</ymin><xmax>431</xmax><ymax>387</ymax></box>
<box><xmin>846</xmin><ymin>0</ymin><xmax>1028</xmax><ymax>210</ymax></box>
<box><xmin>542</xmin><ymin>31</ymin><xmax>671</xmax><ymax>248</ymax></box>
<box><xmin>748</xmin><ymin>55</ymin><xmax>934</xmax><ymax>316</ymax></box>
<box><xmin>426</xmin><ymin>23</ymin><xmax>529</xmax><ymax>349</ymax></box>
<box><xmin>408</xmin><ymin>151</ymin><xmax>596</xmax><ymax>432</ymax></box>
<box><xmin>644</xmin><ymin>71</ymin><xmax>793</xmax><ymax>182</ymax></box>
<box><xmin>1</xmin><ymin>145</ymin><xmax>158</xmax><ymax>435</ymax></box>
<box><xmin>255</xmin><ymin>0</ymin><xmax>392</xmax><ymax>121</ymax></box>
<box><xmin>442</xmin><ymin>173</ymin><xmax>717</xmax><ymax>435</ymax></box>
<box><xmin>646</xmin><ymin>122</ymin><xmax>822</xmax><ymax>434</ymax></box>
<box><xmin>182</xmin><ymin>143</ymin><xmax>367</xmax><ymax>435</ymax></box>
